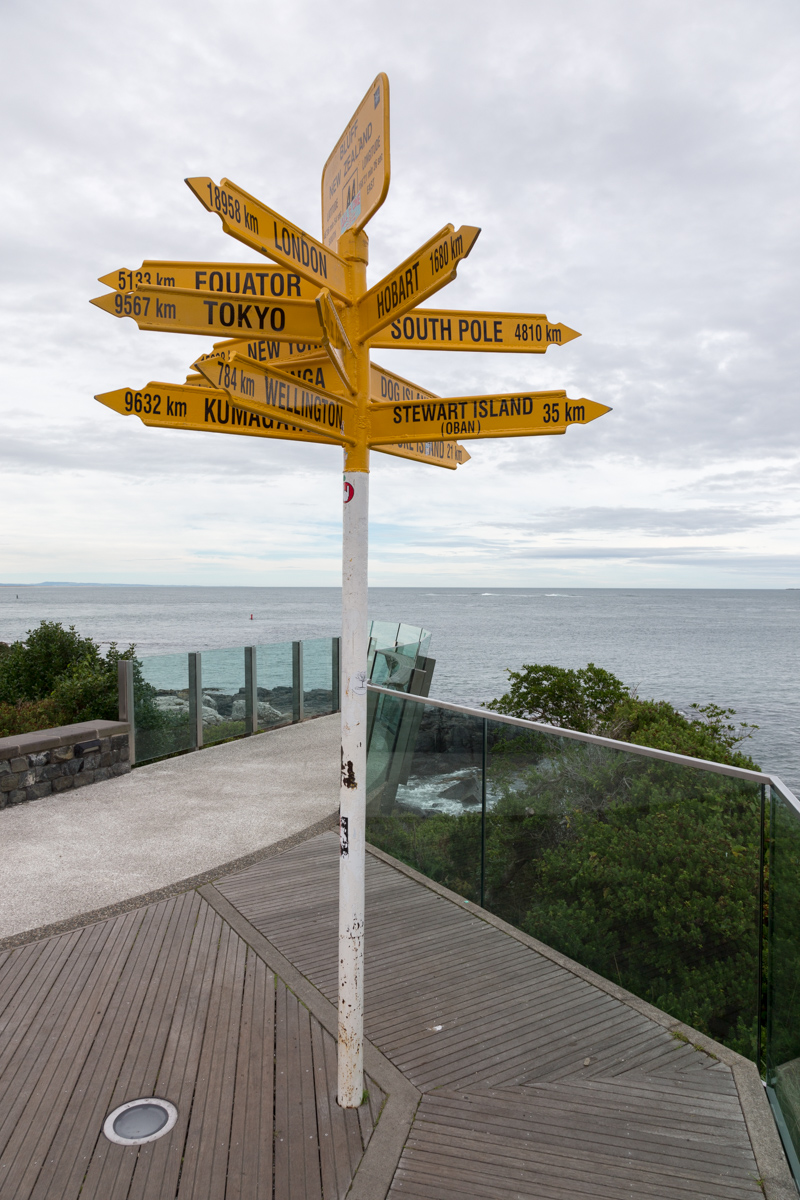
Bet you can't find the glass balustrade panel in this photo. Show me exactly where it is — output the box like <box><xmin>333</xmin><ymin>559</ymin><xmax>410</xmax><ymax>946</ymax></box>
<box><xmin>303</xmin><ymin>638</ymin><xmax>334</xmax><ymax>717</ymax></box>
<box><xmin>366</xmin><ymin>693</ymin><xmax>483</xmax><ymax>903</ymax></box>
<box><xmin>484</xmin><ymin>720</ymin><xmax>762</xmax><ymax>1060</ymax></box>
<box><xmin>256</xmin><ymin>642</ymin><xmax>294</xmax><ymax>730</ymax></box>
<box><xmin>766</xmin><ymin>783</ymin><xmax>800</xmax><ymax>1170</ymax></box>
<box><xmin>200</xmin><ymin>647</ymin><xmax>247</xmax><ymax>745</ymax></box>
<box><xmin>135</xmin><ymin>653</ymin><xmax>192</xmax><ymax>763</ymax></box>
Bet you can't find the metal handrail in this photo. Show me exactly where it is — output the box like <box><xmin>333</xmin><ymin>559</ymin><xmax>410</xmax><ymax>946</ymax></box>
<box><xmin>367</xmin><ymin>682</ymin><xmax>800</xmax><ymax>804</ymax></box>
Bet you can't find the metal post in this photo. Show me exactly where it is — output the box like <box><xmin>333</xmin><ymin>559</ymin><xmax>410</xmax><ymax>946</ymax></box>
<box><xmin>244</xmin><ymin>646</ymin><xmax>258</xmax><ymax>735</ymax></box>
<box><xmin>338</xmin><ymin>226</ymin><xmax>370</xmax><ymax>1108</ymax></box>
<box><xmin>758</xmin><ymin>782</ymin><xmax>767</xmax><ymax>1076</ymax></box>
<box><xmin>117</xmin><ymin>659</ymin><xmax>136</xmax><ymax>766</ymax></box>
<box><xmin>292</xmin><ymin>640</ymin><xmax>304</xmax><ymax>723</ymax></box>
<box><xmin>188</xmin><ymin>651</ymin><xmax>203</xmax><ymax>749</ymax></box>
<box><xmin>332</xmin><ymin>636</ymin><xmax>341</xmax><ymax>712</ymax></box>
<box><xmin>481</xmin><ymin>719</ymin><xmax>488</xmax><ymax>908</ymax></box>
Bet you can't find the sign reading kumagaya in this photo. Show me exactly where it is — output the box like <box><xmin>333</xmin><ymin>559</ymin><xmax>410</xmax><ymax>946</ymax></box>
<box><xmin>95</xmin><ymin>382</ymin><xmax>337</xmax><ymax>444</ymax></box>
<box><xmin>367</xmin><ymin>391</ymin><xmax>610</xmax><ymax>444</ymax></box>
<box><xmin>193</xmin><ymin>352</ymin><xmax>355</xmax><ymax>444</ymax></box>
<box><xmin>357</xmin><ymin>224</ymin><xmax>480</xmax><ymax>340</ymax></box>
<box><xmin>186</xmin><ymin>178</ymin><xmax>350</xmax><ymax>301</ymax></box>
<box><xmin>91</xmin><ymin>285</ymin><xmax>326</xmax><ymax>343</ymax></box>
<box><xmin>98</xmin><ymin>262</ymin><xmax>317</xmax><ymax>299</ymax></box>
<box><xmin>369</xmin><ymin>308</ymin><xmax>580</xmax><ymax>352</ymax></box>
<box><xmin>322</xmin><ymin>73</ymin><xmax>390</xmax><ymax>252</ymax></box>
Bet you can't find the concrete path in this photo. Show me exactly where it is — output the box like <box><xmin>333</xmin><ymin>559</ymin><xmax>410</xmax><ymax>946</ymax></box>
<box><xmin>0</xmin><ymin>715</ymin><xmax>339</xmax><ymax>941</ymax></box>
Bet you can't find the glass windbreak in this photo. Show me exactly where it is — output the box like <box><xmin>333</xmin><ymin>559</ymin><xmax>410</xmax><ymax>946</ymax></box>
<box><xmin>255</xmin><ymin>641</ymin><xmax>293</xmax><ymax>730</ymax></box>
<box><xmin>365</xmin><ymin>694</ymin><xmax>762</xmax><ymax>1060</ymax></box>
<box><xmin>484</xmin><ymin>722</ymin><xmax>761</xmax><ymax>1060</ymax></box>
<box><xmin>766</xmin><ymin>784</ymin><xmax>800</xmax><ymax>1171</ymax></box>
<box><xmin>135</xmin><ymin>653</ymin><xmax>193</xmax><ymax>764</ymax></box>
<box><xmin>366</xmin><ymin>692</ymin><xmax>484</xmax><ymax>903</ymax></box>
<box><xmin>303</xmin><ymin>638</ymin><xmax>334</xmax><ymax>717</ymax></box>
<box><xmin>200</xmin><ymin>647</ymin><xmax>247</xmax><ymax>746</ymax></box>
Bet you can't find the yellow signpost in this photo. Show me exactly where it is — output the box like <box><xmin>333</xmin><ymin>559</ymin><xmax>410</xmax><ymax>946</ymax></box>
<box><xmin>322</xmin><ymin>73</ymin><xmax>390</xmax><ymax>252</ymax></box>
<box><xmin>369</xmin><ymin>308</ymin><xmax>580</xmax><ymax>352</ymax></box>
<box><xmin>92</xmin><ymin>71</ymin><xmax>609</xmax><ymax>1114</ymax></box>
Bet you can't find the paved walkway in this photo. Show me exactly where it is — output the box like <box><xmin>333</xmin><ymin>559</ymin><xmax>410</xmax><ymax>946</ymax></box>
<box><xmin>0</xmin><ymin>825</ymin><xmax>794</xmax><ymax>1199</ymax></box>
<box><xmin>0</xmin><ymin>716</ymin><xmax>340</xmax><ymax>942</ymax></box>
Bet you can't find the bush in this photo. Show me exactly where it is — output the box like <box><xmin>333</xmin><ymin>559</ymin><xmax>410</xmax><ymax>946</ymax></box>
<box><xmin>0</xmin><ymin>621</ymin><xmax>140</xmax><ymax>735</ymax></box>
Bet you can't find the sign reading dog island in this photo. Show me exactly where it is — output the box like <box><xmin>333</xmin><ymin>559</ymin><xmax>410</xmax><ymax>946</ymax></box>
<box><xmin>91</xmin><ymin>71</ymin><xmax>609</xmax><ymax>1114</ymax></box>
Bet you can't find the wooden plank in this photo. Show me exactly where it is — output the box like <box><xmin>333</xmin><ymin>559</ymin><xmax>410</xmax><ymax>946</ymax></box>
<box><xmin>227</xmin><ymin>956</ymin><xmax>274</xmax><ymax>1200</ymax></box>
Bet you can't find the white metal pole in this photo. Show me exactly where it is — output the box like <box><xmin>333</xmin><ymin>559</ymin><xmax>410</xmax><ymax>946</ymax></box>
<box><xmin>338</xmin><ymin>464</ymin><xmax>369</xmax><ymax>1107</ymax></box>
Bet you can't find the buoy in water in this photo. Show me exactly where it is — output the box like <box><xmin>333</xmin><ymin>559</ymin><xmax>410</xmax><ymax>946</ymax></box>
<box><xmin>250</xmin><ymin>614</ymin><xmax>253</xmax><ymax>619</ymax></box>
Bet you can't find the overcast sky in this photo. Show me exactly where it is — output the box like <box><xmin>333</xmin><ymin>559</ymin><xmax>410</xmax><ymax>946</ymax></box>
<box><xmin>1</xmin><ymin>0</ymin><xmax>798</xmax><ymax>587</ymax></box>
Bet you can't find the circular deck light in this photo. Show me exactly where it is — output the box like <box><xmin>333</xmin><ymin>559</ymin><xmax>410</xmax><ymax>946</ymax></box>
<box><xmin>103</xmin><ymin>1098</ymin><xmax>177</xmax><ymax>1145</ymax></box>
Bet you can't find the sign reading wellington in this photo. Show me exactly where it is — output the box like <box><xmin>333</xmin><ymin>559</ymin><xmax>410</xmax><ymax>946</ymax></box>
<box><xmin>91</xmin><ymin>71</ymin><xmax>609</xmax><ymax>1113</ymax></box>
<box><xmin>322</xmin><ymin>73</ymin><xmax>390</xmax><ymax>252</ymax></box>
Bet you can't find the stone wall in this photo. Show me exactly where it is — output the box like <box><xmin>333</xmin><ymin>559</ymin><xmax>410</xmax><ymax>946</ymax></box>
<box><xmin>0</xmin><ymin>720</ymin><xmax>130</xmax><ymax>809</ymax></box>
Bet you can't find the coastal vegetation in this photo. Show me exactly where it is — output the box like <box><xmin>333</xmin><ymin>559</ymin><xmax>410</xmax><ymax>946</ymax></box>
<box><xmin>0</xmin><ymin>620</ymin><xmax>164</xmax><ymax>739</ymax></box>
<box><xmin>366</xmin><ymin>663</ymin><xmax>763</xmax><ymax>1059</ymax></box>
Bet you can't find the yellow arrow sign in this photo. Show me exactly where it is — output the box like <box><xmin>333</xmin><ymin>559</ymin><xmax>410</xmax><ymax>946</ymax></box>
<box><xmin>367</xmin><ymin>391</ymin><xmax>610</xmax><ymax>445</ymax></box>
<box><xmin>91</xmin><ymin>285</ymin><xmax>325</xmax><ymax>343</ymax></box>
<box><xmin>358</xmin><ymin>225</ymin><xmax>480</xmax><ymax>341</ymax></box>
<box><xmin>94</xmin><ymin>383</ymin><xmax>338</xmax><ymax>444</ymax></box>
<box><xmin>97</xmin><ymin>262</ymin><xmax>317</xmax><ymax>299</ymax></box>
<box><xmin>202</xmin><ymin>339</ymin><xmax>331</xmax><ymax>385</ymax></box>
<box><xmin>369</xmin><ymin>309</ymin><xmax>580</xmax><ymax>353</ymax></box>
<box><xmin>185</xmin><ymin>177</ymin><xmax>350</xmax><ymax>302</ymax></box>
<box><xmin>368</xmin><ymin>362</ymin><xmax>470</xmax><ymax>469</ymax></box>
<box><xmin>193</xmin><ymin>353</ymin><xmax>355</xmax><ymax>444</ymax></box>
<box><xmin>322</xmin><ymin>72</ymin><xmax>390</xmax><ymax>252</ymax></box>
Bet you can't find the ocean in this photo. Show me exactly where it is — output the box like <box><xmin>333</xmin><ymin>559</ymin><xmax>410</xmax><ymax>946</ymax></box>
<box><xmin>0</xmin><ymin>585</ymin><xmax>797</xmax><ymax>791</ymax></box>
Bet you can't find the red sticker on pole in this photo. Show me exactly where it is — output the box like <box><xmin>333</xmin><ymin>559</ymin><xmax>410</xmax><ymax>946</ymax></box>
<box><xmin>343</xmin><ymin>481</ymin><xmax>355</xmax><ymax>503</ymax></box>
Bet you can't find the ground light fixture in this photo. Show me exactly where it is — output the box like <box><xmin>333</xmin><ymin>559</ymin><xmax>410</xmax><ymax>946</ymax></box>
<box><xmin>102</xmin><ymin>1098</ymin><xmax>178</xmax><ymax>1145</ymax></box>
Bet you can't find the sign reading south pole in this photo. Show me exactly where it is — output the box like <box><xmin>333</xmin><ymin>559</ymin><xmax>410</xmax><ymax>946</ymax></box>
<box><xmin>321</xmin><ymin>73</ymin><xmax>390</xmax><ymax>252</ymax></box>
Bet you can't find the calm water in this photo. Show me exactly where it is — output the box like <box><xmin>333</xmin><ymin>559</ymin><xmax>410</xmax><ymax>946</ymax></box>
<box><xmin>1</xmin><ymin>585</ymin><xmax>797</xmax><ymax>790</ymax></box>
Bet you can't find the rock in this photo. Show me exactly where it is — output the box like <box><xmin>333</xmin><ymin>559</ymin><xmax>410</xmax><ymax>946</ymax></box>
<box><xmin>202</xmin><ymin>694</ymin><xmax>218</xmax><ymax>710</ymax></box>
<box><xmin>201</xmin><ymin>705</ymin><xmax>225</xmax><ymax>725</ymax></box>
<box><xmin>155</xmin><ymin>696</ymin><xmax>189</xmax><ymax>714</ymax></box>
<box><xmin>438</xmin><ymin>777</ymin><xmax>480</xmax><ymax>803</ymax></box>
<box><xmin>230</xmin><ymin>697</ymin><xmax>285</xmax><ymax>721</ymax></box>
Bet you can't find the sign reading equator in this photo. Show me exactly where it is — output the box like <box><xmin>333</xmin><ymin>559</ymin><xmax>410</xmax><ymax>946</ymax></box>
<box><xmin>98</xmin><ymin>261</ymin><xmax>317</xmax><ymax>299</ymax></box>
<box><xmin>321</xmin><ymin>73</ymin><xmax>390</xmax><ymax>252</ymax></box>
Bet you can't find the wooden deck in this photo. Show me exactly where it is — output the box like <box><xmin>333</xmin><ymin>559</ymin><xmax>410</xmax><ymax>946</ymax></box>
<box><xmin>0</xmin><ymin>829</ymin><xmax>788</xmax><ymax>1199</ymax></box>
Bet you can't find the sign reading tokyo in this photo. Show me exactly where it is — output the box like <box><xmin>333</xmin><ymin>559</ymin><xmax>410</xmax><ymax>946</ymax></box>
<box><xmin>91</xmin><ymin>286</ymin><xmax>326</xmax><ymax>343</ymax></box>
<box><xmin>367</xmin><ymin>392</ymin><xmax>610</xmax><ymax>444</ymax></box>
<box><xmin>322</xmin><ymin>73</ymin><xmax>390</xmax><ymax>253</ymax></box>
<box><xmin>369</xmin><ymin>309</ymin><xmax>580</xmax><ymax>353</ymax></box>
<box><xmin>186</xmin><ymin>178</ymin><xmax>349</xmax><ymax>301</ymax></box>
